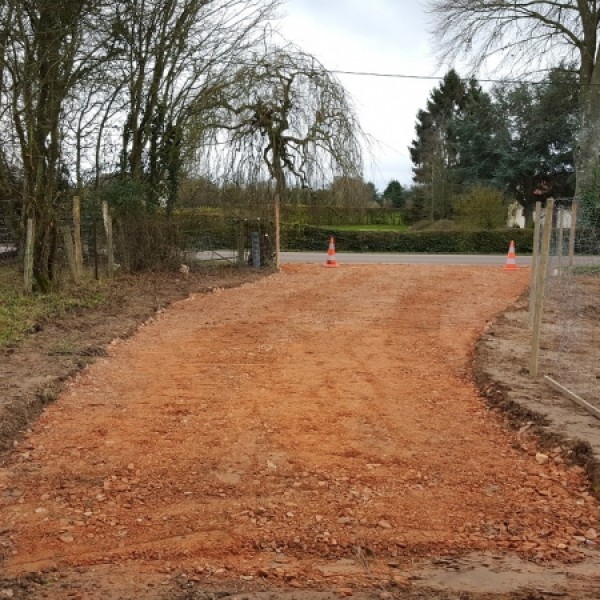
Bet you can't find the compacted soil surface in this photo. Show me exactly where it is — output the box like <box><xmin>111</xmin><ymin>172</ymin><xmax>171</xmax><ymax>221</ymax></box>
<box><xmin>476</xmin><ymin>274</ymin><xmax>600</xmax><ymax>493</ymax></box>
<box><xmin>1</xmin><ymin>264</ymin><xmax>599</xmax><ymax>599</ymax></box>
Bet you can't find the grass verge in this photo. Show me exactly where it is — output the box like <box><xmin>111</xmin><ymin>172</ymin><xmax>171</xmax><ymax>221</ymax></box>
<box><xmin>317</xmin><ymin>224</ymin><xmax>408</xmax><ymax>232</ymax></box>
<box><xmin>572</xmin><ymin>265</ymin><xmax>600</xmax><ymax>276</ymax></box>
<box><xmin>0</xmin><ymin>266</ymin><xmax>106</xmax><ymax>348</ymax></box>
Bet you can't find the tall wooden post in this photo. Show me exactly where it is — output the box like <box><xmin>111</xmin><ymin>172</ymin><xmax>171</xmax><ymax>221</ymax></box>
<box><xmin>556</xmin><ymin>206</ymin><xmax>564</xmax><ymax>276</ymax></box>
<box><xmin>530</xmin><ymin>198</ymin><xmax>554</xmax><ymax>379</ymax></box>
<box><xmin>72</xmin><ymin>196</ymin><xmax>83</xmax><ymax>278</ymax></box>
<box><xmin>528</xmin><ymin>201</ymin><xmax>542</xmax><ymax>327</ymax></box>
<box><xmin>24</xmin><ymin>218</ymin><xmax>35</xmax><ymax>294</ymax></box>
<box><xmin>274</xmin><ymin>190</ymin><xmax>281</xmax><ymax>270</ymax></box>
<box><xmin>237</xmin><ymin>219</ymin><xmax>245</xmax><ymax>265</ymax></box>
<box><xmin>568</xmin><ymin>200</ymin><xmax>578</xmax><ymax>270</ymax></box>
<box><xmin>102</xmin><ymin>201</ymin><xmax>114</xmax><ymax>278</ymax></box>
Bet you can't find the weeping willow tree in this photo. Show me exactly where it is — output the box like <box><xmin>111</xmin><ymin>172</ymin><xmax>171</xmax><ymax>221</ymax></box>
<box><xmin>109</xmin><ymin>0</ymin><xmax>280</xmax><ymax>212</ymax></box>
<box><xmin>200</xmin><ymin>45</ymin><xmax>364</xmax><ymax>267</ymax></box>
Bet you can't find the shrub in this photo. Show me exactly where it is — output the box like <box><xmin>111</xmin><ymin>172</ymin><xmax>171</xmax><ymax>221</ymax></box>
<box><xmin>282</xmin><ymin>225</ymin><xmax>535</xmax><ymax>254</ymax></box>
<box><xmin>453</xmin><ymin>186</ymin><xmax>508</xmax><ymax>230</ymax></box>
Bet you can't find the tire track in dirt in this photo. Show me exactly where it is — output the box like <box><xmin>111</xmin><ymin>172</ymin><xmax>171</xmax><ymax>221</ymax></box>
<box><xmin>0</xmin><ymin>265</ymin><xmax>598</xmax><ymax>582</ymax></box>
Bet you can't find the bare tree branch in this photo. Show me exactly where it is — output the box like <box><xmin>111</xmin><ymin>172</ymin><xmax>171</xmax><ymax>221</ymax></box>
<box><xmin>427</xmin><ymin>0</ymin><xmax>600</xmax><ymax>195</ymax></box>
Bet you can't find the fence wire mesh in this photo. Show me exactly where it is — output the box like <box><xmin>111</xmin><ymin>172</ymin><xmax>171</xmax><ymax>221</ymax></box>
<box><xmin>543</xmin><ymin>198</ymin><xmax>600</xmax><ymax>408</ymax></box>
<box><xmin>0</xmin><ymin>199</ymin><xmax>19</xmax><ymax>271</ymax></box>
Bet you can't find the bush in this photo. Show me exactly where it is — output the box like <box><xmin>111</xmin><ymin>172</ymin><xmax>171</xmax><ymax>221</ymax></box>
<box><xmin>116</xmin><ymin>214</ymin><xmax>184</xmax><ymax>271</ymax></box>
<box><xmin>453</xmin><ymin>186</ymin><xmax>508</xmax><ymax>230</ymax></box>
<box><xmin>282</xmin><ymin>225</ymin><xmax>535</xmax><ymax>254</ymax></box>
<box><xmin>415</xmin><ymin>219</ymin><xmax>461</xmax><ymax>232</ymax></box>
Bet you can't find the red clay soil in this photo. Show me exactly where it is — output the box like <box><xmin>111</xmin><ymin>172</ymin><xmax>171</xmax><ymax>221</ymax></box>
<box><xmin>1</xmin><ymin>265</ymin><xmax>598</xmax><ymax>588</ymax></box>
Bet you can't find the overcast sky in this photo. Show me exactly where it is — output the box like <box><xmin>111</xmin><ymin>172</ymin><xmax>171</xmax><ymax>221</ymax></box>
<box><xmin>279</xmin><ymin>0</ymin><xmax>446</xmax><ymax>193</ymax></box>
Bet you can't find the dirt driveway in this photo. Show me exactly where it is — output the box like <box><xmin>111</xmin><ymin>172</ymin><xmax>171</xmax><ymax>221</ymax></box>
<box><xmin>1</xmin><ymin>265</ymin><xmax>599</xmax><ymax>599</ymax></box>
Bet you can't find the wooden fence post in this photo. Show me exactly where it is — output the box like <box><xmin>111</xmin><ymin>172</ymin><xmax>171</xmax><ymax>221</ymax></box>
<box><xmin>530</xmin><ymin>198</ymin><xmax>554</xmax><ymax>379</ymax></box>
<box><xmin>556</xmin><ymin>206</ymin><xmax>564</xmax><ymax>276</ymax></box>
<box><xmin>72</xmin><ymin>196</ymin><xmax>83</xmax><ymax>278</ymax></box>
<box><xmin>568</xmin><ymin>200</ymin><xmax>578</xmax><ymax>270</ymax></box>
<box><xmin>62</xmin><ymin>226</ymin><xmax>79</xmax><ymax>283</ymax></box>
<box><xmin>528</xmin><ymin>201</ymin><xmax>542</xmax><ymax>327</ymax></box>
<box><xmin>237</xmin><ymin>219</ymin><xmax>245</xmax><ymax>265</ymax></box>
<box><xmin>274</xmin><ymin>190</ymin><xmax>281</xmax><ymax>270</ymax></box>
<box><xmin>102</xmin><ymin>201</ymin><xmax>114</xmax><ymax>278</ymax></box>
<box><xmin>24</xmin><ymin>218</ymin><xmax>35</xmax><ymax>294</ymax></box>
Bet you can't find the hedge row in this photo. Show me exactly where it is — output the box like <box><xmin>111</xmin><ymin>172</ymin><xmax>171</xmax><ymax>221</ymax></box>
<box><xmin>166</xmin><ymin>214</ymin><xmax>599</xmax><ymax>255</ymax></box>
<box><xmin>282</xmin><ymin>225</ymin><xmax>536</xmax><ymax>254</ymax></box>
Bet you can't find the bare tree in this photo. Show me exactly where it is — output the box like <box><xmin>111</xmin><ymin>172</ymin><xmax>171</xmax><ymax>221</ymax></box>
<box><xmin>427</xmin><ymin>1</ymin><xmax>600</xmax><ymax>197</ymax></box>
<box><xmin>108</xmin><ymin>0</ymin><xmax>279</xmax><ymax>210</ymax></box>
<box><xmin>210</xmin><ymin>45</ymin><xmax>363</xmax><ymax>267</ymax></box>
<box><xmin>0</xmin><ymin>0</ymin><xmax>280</xmax><ymax>287</ymax></box>
<box><xmin>0</xmin><ymin>0</ymin><xmax>114</xmax><ymax>288</ymax></box>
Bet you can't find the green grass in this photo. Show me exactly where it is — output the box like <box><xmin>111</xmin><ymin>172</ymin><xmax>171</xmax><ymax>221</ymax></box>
<box><xmin>317</xmin><ymin>224</ymin><xmax>409</xmax><ymax>232</ymax></box>
<box><xmin>0</xmin><ymin>266</ymin><xmax>106</xmax><ymax>348</ymax></box>
<box><xmin>572</xmin><ymin>265</ymin><xmax>600</xmax><ymax>276</ymax></box>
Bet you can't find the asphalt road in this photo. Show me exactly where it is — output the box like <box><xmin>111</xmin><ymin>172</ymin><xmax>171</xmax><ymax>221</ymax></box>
<box><xmin>281</xmin><ymin>251</ymin><xmax>532</xmax><ymax>266</ymax></box>
<box><xmin>192</xmin><ymin>250</ymin><xmax>529</xmax><ymax>266</ymax></box>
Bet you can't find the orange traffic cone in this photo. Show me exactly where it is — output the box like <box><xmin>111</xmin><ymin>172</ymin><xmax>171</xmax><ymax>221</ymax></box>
<box><xmin>324</xmin><ymin>236</ymin><xmax>339</xmax><ymax>268</ymax></box>
<box><xmin>503</xmin><ymin>240</ymin><xmax>518</xmax><ymax>271</ymax></box>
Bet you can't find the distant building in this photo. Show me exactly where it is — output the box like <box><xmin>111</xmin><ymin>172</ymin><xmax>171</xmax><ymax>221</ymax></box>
<box><xmin>536</xmin><ymin>197</ymin><xmax>574</xmax><ymax>228</ymax></box>
<box><xmin>507</xmin><ymin>201</ymin><xmax>526</xmax><ymax>228</ymax></box>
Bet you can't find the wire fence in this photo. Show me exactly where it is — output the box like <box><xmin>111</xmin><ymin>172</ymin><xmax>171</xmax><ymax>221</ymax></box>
<box><xmin>531</xmin><ymin>197</ymin><xmax>600</xmax><ymax>415</ymax></box>
<box><xmin>4</xmin><ymin>196</ymin><xmax>282</xmax><ymax>293</ymax></box>
<box><xmin>0</xmin><ymin>200</ymin><xmax>20</xmax><ymax>273</ymax></box>
<box><xmin>2</xmin><ymin>188</ymin><xmax>411</xmax><ymax>291</ymax></box>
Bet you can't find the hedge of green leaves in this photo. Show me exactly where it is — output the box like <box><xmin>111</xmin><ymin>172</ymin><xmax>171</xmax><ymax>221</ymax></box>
<box><xmin>168</xmin><ymin>214</ymin><xmax>598</xmax><ymax>255</ymax></box>
<box><xmin>282</xmin><ymin>225</ymin><xmax>535</xmax><ymax>254</ymax></box>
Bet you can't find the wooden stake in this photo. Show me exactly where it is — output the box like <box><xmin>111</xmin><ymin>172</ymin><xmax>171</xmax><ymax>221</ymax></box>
<box><xmin>237</xmin><ymin>219</ymin><xmax>245</xmax><ymax>265</ymax></box>
<box><xmin>528</xmin><ymin>201</ymin><xmax>542</xmax><ymax>327</ymax></box>
<box><xmin>530</xmin><ymin>198</ymin><xmax>554</xmax><ymax>379</ymax></box>
<box><xmin>24</xmin><ymin>218</ymin><xmax>35</xmax><ymax>294</ymax></box>
<box><xmin>568</xmin><ymin>200</ymin><xmax>578</xmax><ymax>270</ymax></box>
<box><xmin>274</xmin><ymin>190</ymin><xmax>281</xmax><ymax>270</ymax></box>
<box><xmin>72</xmin><ymin>196</ymin><xmax>83</xmax><ymax>278</ymax></box>
<box><xmin>556</xmin><ymin>206</ymin><xmax>564</xmax><ymax>276</ymax></box>
<box><xmin>102</xmin><ymin>201</ymin><xmax>114</xmax><ymax>278</ymax></box>
<box><xmin>545</xmin><ymin>376</ymin><xmax>600</xmax><ymax>420</ymax></box>
<box><xmin>62</xmin><ymin>226</ymin><xmax>79</xmax><ymax>283</ymax></box>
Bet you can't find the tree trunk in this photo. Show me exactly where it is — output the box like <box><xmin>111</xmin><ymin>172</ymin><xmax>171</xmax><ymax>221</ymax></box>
<box><xmin>575</xmin><ymin>66</ymin><xmax>600</xmax><ymax>198</ymax></box>
<box><xmin>32</xmin><ymin>218</ymin><xmax>57</xmax><ymax>292</ymax></box>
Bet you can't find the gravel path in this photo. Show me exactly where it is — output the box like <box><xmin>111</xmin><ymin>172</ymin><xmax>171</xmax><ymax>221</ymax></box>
<box><xmin>1</xmin><ymin>264</ymin><xmax>598</xmax><ymax>597</ymax></box>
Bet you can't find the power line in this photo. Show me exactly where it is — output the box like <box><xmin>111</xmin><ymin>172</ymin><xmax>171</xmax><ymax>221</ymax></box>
<box><xmin>328</xmin><ymin>68</ymin><xmax>572</xmax><ymax>87</ymax></box>
<box><xmin>227</xmin><ymin>59</ymin><xmax>582</xmax><ymax>87</ymax></box>
<box><xmin>333</xmin><ymin>69</ymin><xmax>454</xmax><ymax>81</ymax></box>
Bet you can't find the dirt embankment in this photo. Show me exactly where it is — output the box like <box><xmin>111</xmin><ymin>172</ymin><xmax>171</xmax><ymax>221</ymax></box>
<box><xmin>474</xmin><ymin>277</ymin><xmax>600</xmax><ymax>495</ymax></box>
